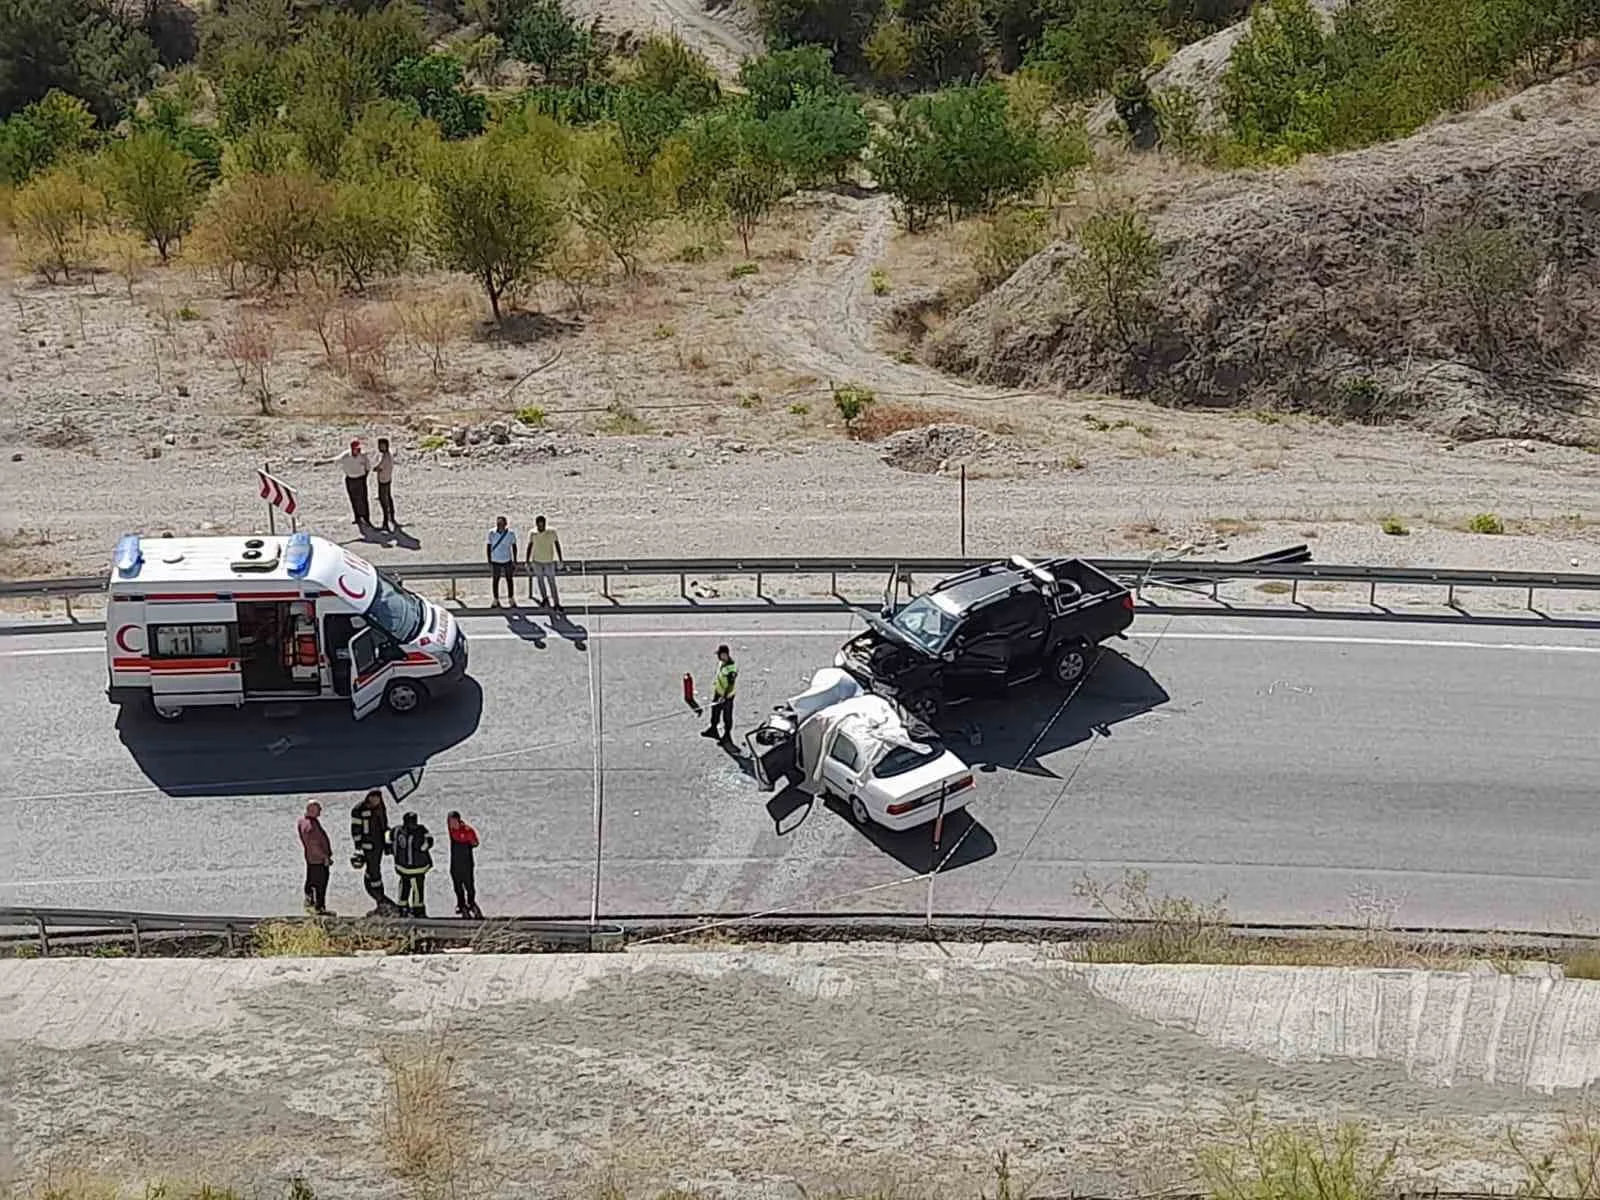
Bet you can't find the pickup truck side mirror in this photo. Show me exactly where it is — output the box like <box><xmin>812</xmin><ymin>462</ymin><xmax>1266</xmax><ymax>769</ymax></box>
<box><xmin>941</xmin><ymin>650</ymin><xmax>956</xmax><ymax>663</ymax></box>
<box><xmin>880</xmin><ymin>605</ymin><xmax>893</xmax><ymax>619</ymax></box>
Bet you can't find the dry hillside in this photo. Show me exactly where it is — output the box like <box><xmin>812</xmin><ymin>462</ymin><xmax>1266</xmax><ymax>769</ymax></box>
<box><xmin>934</xmin><ymin>67</ymin><xmax>1600</xmax><ymax>445</ymax></box>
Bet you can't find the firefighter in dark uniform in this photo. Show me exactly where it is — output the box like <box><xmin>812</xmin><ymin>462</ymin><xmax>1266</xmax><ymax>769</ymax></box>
<box><xmin>350</xmin><ymin>789</ymin><xmax>392</xmax><ymax>913</ymax></box>
<box><xmin>392</xmin><ymin>811</ymin><xmax>435</xmax><ymax>918</ymax></box>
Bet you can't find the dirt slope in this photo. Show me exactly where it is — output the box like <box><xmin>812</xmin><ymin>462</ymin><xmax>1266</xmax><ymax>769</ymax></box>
<box><xmin>934</xmin><ymin>68</ymin><xmax>1600</xmax><ymax>444</ymax></box>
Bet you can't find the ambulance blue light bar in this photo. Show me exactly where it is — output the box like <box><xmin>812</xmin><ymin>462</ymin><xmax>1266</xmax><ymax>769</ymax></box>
<box><xmin>285</xmin><ymin>532</ymin><xmax>314</xmax><ymax>578</ymax></box>
<box><xmin>113</xmin><ymin>534</ymin><xmax>143</xmax><ymax>577</ymax></box>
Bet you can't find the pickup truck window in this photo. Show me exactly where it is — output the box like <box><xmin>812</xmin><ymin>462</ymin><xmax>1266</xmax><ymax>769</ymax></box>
<box><xmin>891</xmin><ymin>597</ymin><xmax>959</xmax><ymax>652</ymax></box>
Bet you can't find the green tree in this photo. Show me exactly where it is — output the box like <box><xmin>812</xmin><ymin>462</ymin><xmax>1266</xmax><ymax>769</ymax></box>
<box><xmin>1152</xmin><ymin>84</ymin><xmax>1205</xmax><ymax>159</ymax></box>
<box><xmin>1221</xmin><ymin>0</ymin><xmax>1331</xmax><ymax>155</ymax></box>
<box><xmin>763</xmin><ymin>92</ymin><xmax>869</xmax><ymax>185</ymax></box>
<box><xmin>571</xmin><ymin>134</ymin><xmax>666</xmax><ymax>274</ymax></box>
<box><xmin>632</xmin><ymin>34</ymin><xmax>721</xmax><ymax>111</ymax></box>
<box><xmin>738</xmin><ymin>46</ymin><xmax>846</xmax><ymax>118</ymax></box>
<box><xmin>1066</xmin><ymin>205</ymin><xmax>1162</xmax><ymax>349</ymax></box>
<box><xmin>134</xmin><ymin>91</ymin><xmax>224</xmax><ymax>181</ymax></box>
<box><xmin>323</xmin><ymin>177</ymin><xmax>421</xmax><ymax>290</ymax></box>
<box><xmin>428</xmin><ymin>136</ymin><xmax>567</xmax><ymax>321</ymax></box>
<box><xmin>869</xmin><ymin>84</ymin><xmax>1043</xmax><ymax>231</ymax></box>
<box><xmin>722</xmin><ymin>136</ymin><xmax>787</xmax><ymax>256</ymax></box>
<box><xmin>386</xmin><ymin>55</ymin><xmax>488</xmax><ymax>140</ymax></box>
<box><xmin>12</xmin><ymin>165</ymin><xmax>103</xmax><ymax>281</ymax></box>
<box><xmin>754</xmin><ymin>0</ymin><xmax>885</xmax><ymax>76</ymax></box>
<box><xmin>913</xmin><ymin>0</ymin><xmax>990</xmax><ymax>84</ymax></box>
<box><xmin>202</xmin><ymin>171</ymin><xmax>333</xmax><ymax>289</ymax></box>
<box><xmin>215</xmin><ymin>45</ymin><xmax>289</xmax><ymax>140</ymax></box>
<box><xmin>1027</xmin><ymin>0</ymin><xmax>1160</xmax><ymax>99</ymax></box>
<box><xmin>288</xmin><ymin>88</ymin><xmax>349</xmax><ymax>178</ymax></box>
<box><xmin>614</xmin><ymin>87</ymin><xmax>688</xmax><ymax>170</ymax></box>
<box><xmin>0</xmin><ymin>89</ymin><xmax>95</xmax><ymax>186</ymax></box>
<box><xmin>340</xmin><ymin>99</ymin><xmax>439</xmax><ymax>181</ymax></box>
<box><xmin>103</xmin><ymin>129</ymin><xmax>203</xmax><ymax>261</ymax></box>
<box><xmin>864</xmin><ymin>18</ymin><xmax>917</xmax><ymax>86</ymax></box>
<box><xmin>0</xmin><ymin>0</ymin><xmax>158</xmax><ymax>125</ymax></box>
<box><xmin>508</xmin><ymin>0</ymin><xmax>599</xmax><ymax>85</ymax></box>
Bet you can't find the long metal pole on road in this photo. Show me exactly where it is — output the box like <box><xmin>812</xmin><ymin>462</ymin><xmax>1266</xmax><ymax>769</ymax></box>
<box><xmin>588</xmin><ymin>609</ymin><xmax>606</xmax><ymax>925</ymax></box>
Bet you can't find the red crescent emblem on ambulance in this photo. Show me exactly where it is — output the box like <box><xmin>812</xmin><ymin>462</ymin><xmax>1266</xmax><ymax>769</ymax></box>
<box><xmin>115</xmin><ymin>624</ymin><xmax>138</xmax><ymax>653</ymax></box>
<box><xmin>337</xmin><ymin>574</ymin><xmax>368</xmax><ymax>601</ymax></box>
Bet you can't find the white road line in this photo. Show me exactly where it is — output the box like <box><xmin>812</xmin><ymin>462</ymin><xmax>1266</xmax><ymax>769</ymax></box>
<box><xmin>2</xmin><ymin>627</ymin><xmax>1598</xmax><ymax>659</ymax></box>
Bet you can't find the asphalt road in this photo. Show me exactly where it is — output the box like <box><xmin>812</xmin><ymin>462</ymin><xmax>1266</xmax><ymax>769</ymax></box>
<box><xmin>2</xmin><ymin>610</ymin><xmax>1598</xmax><ymax>931</ymax></box>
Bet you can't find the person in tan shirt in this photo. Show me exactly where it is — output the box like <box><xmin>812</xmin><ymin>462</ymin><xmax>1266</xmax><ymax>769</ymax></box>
<box><xmin>375</xmin><ymin>437</ymin><xmax>396</xmax><ymax>529</ymax></box>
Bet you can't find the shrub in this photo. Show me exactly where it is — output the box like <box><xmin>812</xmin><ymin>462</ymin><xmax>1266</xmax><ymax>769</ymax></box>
<box><xmin>870</xmin><ymin>267</ymin><xmax>889</xmax><ymax>294</ymax></box>
<box><xmin>0</xmin><ymin>90</ymin><xmax>96</xmax><ymax>187</ymax></box>
<box><xmin>728</xmin><ymin>261</ymin><xmax>760</xmax><ymax>279</ymax></box>
<box><xmin>516</xmin><ymin>404</ymin><xmax>547</xmax><ymax>426</ymax></box>
<box><xmin>1380</xmin><ymin>516</ymin><xmax>1409</xmax><ymax>536</ymax></box>
<box><xmin>973</xmin><ymin>207</ymin><xmax>1050</xmax><ymax>290</ymax></box>
<box><xmin>570</xmin><ymin>133</ymin><xmax>667</xmax><ymax>275</ymax></box>
<box><xmin>200</xmin><ymin>172</ymin><xmax>334</xmax><ymax>291</ymax></box>
<box><xmin>1468</xmin><ymin>512</ymin><xmax>1505</xmax><ymax>535</ymax></box>
<box><xmin>1199</xmin><ymin>1110</ymin><xmax>1397</xmax><ymax>1200</ymax></box>
<box><xmin>832</xmin><ymin>382</ymin><xmax>876</xmax><ymax>430</ymax></box>
<box><xmin>1066</xmin><ymin>204</ymin><xmax>1161</xmax><ymax>349</ymax></box>
<box><xmin>788</xmin><ymin>400</ymin><xmax>810</xmax><ymax>415</ymax></box>
<box><xmin>12</xmin><ymin>166</ymin><xmax>104</xmax><ymax>282</ymax></box>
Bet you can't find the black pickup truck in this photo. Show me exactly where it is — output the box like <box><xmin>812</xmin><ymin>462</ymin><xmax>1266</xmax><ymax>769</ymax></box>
<box><xmin>835</xmin><ymin>555</ymin><xmax>1135</xmax><ymax>722</ymax></box>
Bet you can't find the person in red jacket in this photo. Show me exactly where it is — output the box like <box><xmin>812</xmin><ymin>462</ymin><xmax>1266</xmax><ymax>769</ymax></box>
<box><xmin>447</xmin><ymin>811</ymin><xmax>483</xmax><ymax>919</ymax></box>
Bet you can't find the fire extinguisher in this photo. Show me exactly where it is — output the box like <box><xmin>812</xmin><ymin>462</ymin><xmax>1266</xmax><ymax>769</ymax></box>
<box><xmin>682</xmin><ymin>672</ymin><xmax>702</xmax><ymax>716</ymax></box>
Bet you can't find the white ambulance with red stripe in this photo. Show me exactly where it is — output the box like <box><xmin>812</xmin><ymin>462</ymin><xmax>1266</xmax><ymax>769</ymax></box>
<box><xmin>105</xmin><ymin>532</ymin><xmax>468</xmax><ymax>721</ymax></box>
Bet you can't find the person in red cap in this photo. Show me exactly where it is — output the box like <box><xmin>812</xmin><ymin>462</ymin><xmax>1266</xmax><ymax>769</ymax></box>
<box><xmin>333</xmin><ymin>438</ymin><xmax>372</xmax><ymax>526</ymax></box>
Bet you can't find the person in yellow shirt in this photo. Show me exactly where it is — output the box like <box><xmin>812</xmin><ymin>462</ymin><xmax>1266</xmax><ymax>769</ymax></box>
<box><xmin>525</xmin><ymin>514</ymin><xmax>564</xmax><ymax>611</ymax></box>
<box><xmin>700</xmin><ymin>644</ymin><xmax>737</xmax><ymax>742</ymax></box>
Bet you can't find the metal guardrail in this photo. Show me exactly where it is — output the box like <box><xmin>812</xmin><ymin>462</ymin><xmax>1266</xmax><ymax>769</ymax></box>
<box><xmin>5</xmin><ymin>551</ymin><xmax>1600</xmax><ymax>616</ymax></box>
<box><xmin>0</xmin><ymin>906</ymin><xmax>624</xmax><ymax>954</ymax></box>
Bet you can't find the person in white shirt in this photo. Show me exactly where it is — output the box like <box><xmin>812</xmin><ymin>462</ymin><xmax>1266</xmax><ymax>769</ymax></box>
<box><xmin>525</xmin><ymin>514</ymin><xmax>564</xmax><ymax>611</ymax></box>
<box><xmin>375</xmin><ymin>437</ymin><xmax>396</xmax><ymax>530</ymax></box>
<box><xmin>332</xmin><ymin>439</ymin><xmax>372</xmax><ymax>526</ymax></box>
<box><xmin>486</xmin><ymin>516</ymin><xmax>518</xmax><ymax>607</ymax></box>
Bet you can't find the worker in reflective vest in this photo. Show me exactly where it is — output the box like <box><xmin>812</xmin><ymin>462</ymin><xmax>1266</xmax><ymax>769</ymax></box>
<box><xmin>392</xmin><ymin>812</ymin><xmax>435</xmax><ymax>918</ymax></box>
<box><xmin>700</xmin><ymin>644</ymin><xmax>737</xmax><ymax>743</ymax></box>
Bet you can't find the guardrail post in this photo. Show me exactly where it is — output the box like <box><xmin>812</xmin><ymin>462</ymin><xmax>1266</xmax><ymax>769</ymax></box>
<box><xmin>679</xmin><ymin>572</ymin><xmax>688</xmax><ymax>600</ymax></box>
<box><xmin>1369</xmin><ymin>580</ymin><xmax>1378</xmax><ymax>608</ymax></box>
<box><xmin>1527</xmin><ymin>585</ymin><xmax>1536</xmax><ymax>611</ymax></box>
<box><xmin>1210</xmin><ymin>579</ymin><xmax>1219</xmax><ymax>602</ymax></box>
<box><xmin>64</xmin><ymin>593</ymin><xmax>75</xmax><ymax>623</ymax></box>
<box><xmin>448</xmin><ymin>577</ymin><xmax>459</xmax><ymax>603</ymax></box>
<box><xmin>224</xmin><ymin>924</ymin><xmax>237</xmax><ymax>954</ymax></box>
<box><xmin>34</xmin><ymin>916</ymin><xmax>49</xmax><ymax>957</ymax></box>
<box><xmin>130</xmin><ymin>919</ymin><xmax>143</xmax><ymax>957</ymax></box>
<box><xmin>602</xmin><ymin>573</ymin><xmax>611</xmax><ymax>600</ymax></box>
<box><xmin>1291</xmin><ymin>579</ymin><xmax>1299</xmax><ymax>605</ymax></box>
<box><xmin>755</xmin><ymin>572</ymin><xmax>763</xmax><ymax>600</ymax></box>
<box><xmin>1447</xmin><ymin>583</ymin><xmax>1458</xmax><ymax>609</ymax></box>
<box><xmin>830</xmin><ymin>571</ymin><xmax>838</xmax><ymax>597</ymax></box>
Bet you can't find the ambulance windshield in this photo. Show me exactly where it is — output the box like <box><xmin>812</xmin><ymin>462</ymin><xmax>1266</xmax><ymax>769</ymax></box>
<box><xmin>365</xmin><ymin>574</ymin><xmax>425</xmax><ymax>643</ymax></box>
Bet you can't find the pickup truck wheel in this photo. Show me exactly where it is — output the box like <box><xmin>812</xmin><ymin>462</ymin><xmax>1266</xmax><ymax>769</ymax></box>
<box><xmin>1052</xmin><ymin>642</ymin><xmax>1090</xmax><ymax>688</ymax></box>
<box><xmin>849</xmin><ymin>794</ymin><xmax>873</xmax><ymax>827</ymax></box>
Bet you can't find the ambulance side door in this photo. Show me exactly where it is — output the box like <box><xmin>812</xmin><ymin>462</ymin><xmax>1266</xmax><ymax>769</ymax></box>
<box><xmin>350</xmin><ymin>627</ymin><xmax>388</xmax><ymax>719</ymax></box>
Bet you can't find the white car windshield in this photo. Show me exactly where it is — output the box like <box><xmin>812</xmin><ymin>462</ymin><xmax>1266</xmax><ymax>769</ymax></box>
<box><xmin>365</xmin><ymin>574</ymin><xmax>425</xmax><ymax>643</ymax></box>
<box><xmin>889</xmin><ymin>597</ymin><xmax>959</xmax><ymax>653</ymax></box>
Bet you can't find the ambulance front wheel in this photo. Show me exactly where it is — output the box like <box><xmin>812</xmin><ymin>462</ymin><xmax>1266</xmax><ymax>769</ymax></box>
<box><xmin>151</xmin><ymin>699</ymin><xmax>184</xmax><ymax>722</ymax></box>
<box><xmin>384</xmin><ymin>678</ymin><xmax>428</xmax><ymax>715</ymax></box>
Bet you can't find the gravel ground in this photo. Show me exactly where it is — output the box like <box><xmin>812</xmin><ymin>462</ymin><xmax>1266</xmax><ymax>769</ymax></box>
<box><xmin>1</xmin><ymin>946</ymin><xmax>1591</xmax><ymax>1199</ymax></box>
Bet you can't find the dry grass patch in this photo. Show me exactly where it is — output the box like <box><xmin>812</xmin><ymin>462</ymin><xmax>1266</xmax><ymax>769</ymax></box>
<box><xmin>253</xmin><ymin>919</ymin><xmax>405</xmax><ymax>958</ymax></box>
<box><xmin>1563</xmin><ymin>947</ymin><xmax>1600</xmax><ymax>980</ymax></box>
<box><xmin>381</xmin><ymin>1036</ymin><xmax>491</xmax><ymax>1199</ymax></box>
<box><xmin>1064</xmin><ymin>869</ymin><xmax>1502</xmax><ymax>969</ymax></box>
<box><xmin>848</xmin><ymin>401</ymin><xmax>969</xmax><ymax>441</ymax></box>
<box><xmin>0</xmin><ymin>528</ymin><xmax>70</xmax><ymax>578</ymax></box>
<box><xmin>1209</xmin><ymin>517</ymin><xmax>1260</xmax><ymax>537</ymax></box>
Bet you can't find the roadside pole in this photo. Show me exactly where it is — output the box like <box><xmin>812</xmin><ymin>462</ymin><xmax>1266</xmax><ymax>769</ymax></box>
<box><xmin>959</xmin><ymin>465</ymin><xmax>967</xmax><ymax>556</ymax></box>
<box><xmin>263</xmin><ymin>460</ymin><xmax>276</xmax><ymax>535</ymax></box>
<box><xmin>588</xmin><ymin>610</ymin><xmax>606</xmax><ymax>925</ymax></box>
<box><xmin>925</xmin><ymin>782</ymin><xmax>949</xmax><ymax>928</ymax></box>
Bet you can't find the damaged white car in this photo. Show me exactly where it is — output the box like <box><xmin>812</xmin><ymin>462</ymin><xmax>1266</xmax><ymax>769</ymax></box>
<box><xmin>746</xmin><ymin>668</ymin><xmax>976</xmax><ymax>831</ymax></box>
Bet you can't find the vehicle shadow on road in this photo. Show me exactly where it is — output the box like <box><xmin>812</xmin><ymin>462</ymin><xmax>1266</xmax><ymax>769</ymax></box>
<box><xmin>821</xmin><ymin>796</ymin><xmax>998</xmax><ymax>873</ymax></box>
<box><xmin>114</xmin><ymin>679</ymin><xmax>484</xmax><ymax>797</ymax></box>
<box><xmin>946</xmin><ymin>649</ymin><xmax>1169</xmax><ymax>780</ymax></box>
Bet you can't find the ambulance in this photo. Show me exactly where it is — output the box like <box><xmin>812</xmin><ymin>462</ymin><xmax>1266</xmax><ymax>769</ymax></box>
<box><xmin>105</xmin><ymin>532</ymin><xmax>468</xmax><ymax>721</ymax></box>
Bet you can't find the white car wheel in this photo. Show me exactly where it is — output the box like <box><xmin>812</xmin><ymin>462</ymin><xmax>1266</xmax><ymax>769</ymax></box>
<box><xmin>849</xmin><ymin>794</ymin><xmax>873</xmax><ymax>827</ymax></box>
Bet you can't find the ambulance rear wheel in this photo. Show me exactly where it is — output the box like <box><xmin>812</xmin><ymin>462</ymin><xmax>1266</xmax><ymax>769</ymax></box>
<box><xmin>151</xmin><ymin>700</ymin><xmax>184</xmax><ymax>722</ymax></box>
<box><xmin>384</xmin><ymin>678</ymin><xmax>427</xmax><ymax>715</ymax></box>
